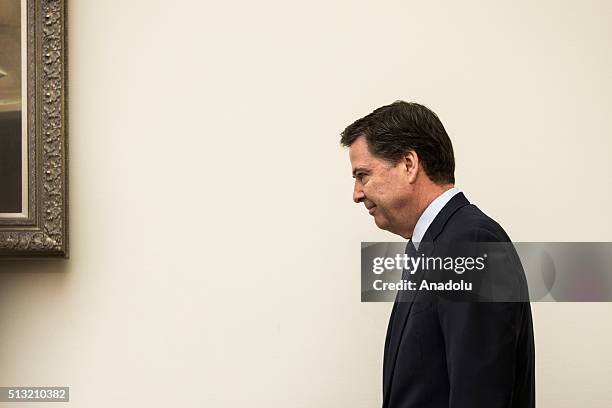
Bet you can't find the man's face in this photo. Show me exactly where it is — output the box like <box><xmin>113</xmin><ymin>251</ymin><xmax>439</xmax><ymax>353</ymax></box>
<box><xmin>349</xmin><ymin>136</ymin><xmax>413</xmax><ymax>233</ymax></box>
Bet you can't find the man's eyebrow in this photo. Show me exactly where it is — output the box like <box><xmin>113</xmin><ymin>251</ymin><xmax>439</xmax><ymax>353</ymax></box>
<box><xmin>352</xmin><ymin>167</ymin><xmax>369</xmax><ymax>177</ymax></box>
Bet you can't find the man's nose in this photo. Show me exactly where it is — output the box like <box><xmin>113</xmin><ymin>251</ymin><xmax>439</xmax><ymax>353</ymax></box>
<box><xmin>353</xmin><ymin>182</ymin><xmax>365</xmax><ymax>203</ymax></box>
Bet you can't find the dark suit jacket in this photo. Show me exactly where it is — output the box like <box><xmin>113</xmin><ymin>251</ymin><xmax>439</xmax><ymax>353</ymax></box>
<box><xmin>382</xmin><ymin>192</ymin><xmax>535</xmax><ymax>408</ymax></box>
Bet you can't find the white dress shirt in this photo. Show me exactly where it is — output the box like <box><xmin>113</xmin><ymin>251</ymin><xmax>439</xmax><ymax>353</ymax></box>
<box><xmin>411</xmin><ymin>187</ymin><xmax>460</xmax><ymax>250</ymax></box>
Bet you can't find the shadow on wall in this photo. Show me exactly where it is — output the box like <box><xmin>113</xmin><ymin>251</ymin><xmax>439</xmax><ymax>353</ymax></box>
<box><xmin>0</xmin><ymin>260</ymin><xmax>71</xmax><ymax>386</ymax></box>
<box><xmin>0</xmin><ymin>260</ymin><xmax>69</xmax><ymax>274</ymax></box>
<box><xmin>0</xmin><ymin>260</ymin><xmax>71</xmax><ymax>315</ymax></box>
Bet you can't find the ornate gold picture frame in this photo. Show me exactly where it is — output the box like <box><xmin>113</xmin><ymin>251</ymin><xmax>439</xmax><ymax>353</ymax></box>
<box><xmin>0</xmin><ymin>0</ymin><xmax>68</xmax><ymax>257</ymax></box>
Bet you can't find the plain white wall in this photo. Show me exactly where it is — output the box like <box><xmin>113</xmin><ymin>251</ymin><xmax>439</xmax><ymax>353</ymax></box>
<box><xmin>1</xmin><ymin>0</ymin><xmax>611</xmax><ymax>406</ymax></box>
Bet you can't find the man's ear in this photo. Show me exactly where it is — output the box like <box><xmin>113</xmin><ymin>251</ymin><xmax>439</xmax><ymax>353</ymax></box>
<box><xmin>402</xmin><ymin>150</ymin><xmax>419</xmax><ymax>183</ymax></box>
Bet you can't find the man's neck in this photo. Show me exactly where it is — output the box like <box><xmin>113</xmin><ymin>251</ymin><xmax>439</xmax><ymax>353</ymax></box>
<box><xmin>399</xmin><ymin>183</ymin><xmax>455</xmax><ymax>239</ymax></box>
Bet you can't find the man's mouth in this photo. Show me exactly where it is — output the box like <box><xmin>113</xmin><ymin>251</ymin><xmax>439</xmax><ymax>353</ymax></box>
<box><xmin>368</xmin><ymin>206</ymin><xmax>376</xmax><ymax>215</ymax></box>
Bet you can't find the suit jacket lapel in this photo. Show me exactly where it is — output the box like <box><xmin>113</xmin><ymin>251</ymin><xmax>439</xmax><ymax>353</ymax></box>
<box><xmin>382</xmin><ymin>243</ymin><xmax>432</xmax><ymax>406</ymax></box>
<box><xmin>382</xmin><ymin>193</ymin><xmax>471</xmax><ymax>407</ymax></box>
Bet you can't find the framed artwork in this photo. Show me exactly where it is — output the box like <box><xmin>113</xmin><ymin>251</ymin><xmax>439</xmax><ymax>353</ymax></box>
<box><xmin>0</xmin><ymin>0</ymin><xmax>68</xmax><ymax>257</ymax></box>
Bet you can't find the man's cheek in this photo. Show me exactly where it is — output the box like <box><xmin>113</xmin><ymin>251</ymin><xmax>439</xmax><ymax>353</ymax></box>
<box><xmin>366</xmin><ymin>187</ymin><xmax>381</xmax><ymax>204</ymax></box>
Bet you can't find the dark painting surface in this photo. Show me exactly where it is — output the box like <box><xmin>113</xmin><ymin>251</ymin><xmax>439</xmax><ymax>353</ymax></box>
<box><xmin>0</xmin><ymin>0</ymin><xmax>23</xmax><ymax>214</ymax></box>
<box><xmin>0</xmin><ymin>111</ymin><xmax>22</xmax><ymax>213</ymax></box>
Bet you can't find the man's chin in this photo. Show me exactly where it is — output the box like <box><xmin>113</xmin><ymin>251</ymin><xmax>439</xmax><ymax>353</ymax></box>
<box><xmin>374</xmin><ymin>215</ymin><xmax>402</xmax><ymax>236</ymax></box>
<box><xmin>373</xmin><ymin>215</ymin><xmax>390</xmax><ymax>230</ymax></box>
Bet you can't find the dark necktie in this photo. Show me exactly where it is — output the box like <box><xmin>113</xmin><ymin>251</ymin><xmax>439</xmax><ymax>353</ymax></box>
<box><xmin>396</xmin><ymin>239</ymin><xmax>419</xmax><ymax>302</ymax></box>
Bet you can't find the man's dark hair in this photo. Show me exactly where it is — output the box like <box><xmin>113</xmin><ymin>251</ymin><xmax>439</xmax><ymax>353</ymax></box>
<box><xmin>340</xmin><ymin>101</ymin><xmax>455</xmax><ymax>184</ymax></box>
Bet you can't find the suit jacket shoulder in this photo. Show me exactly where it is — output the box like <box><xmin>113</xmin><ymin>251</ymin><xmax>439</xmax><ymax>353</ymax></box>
<box><xmin>440</xmin><ymin>202</ymin><xmax>512</xmax><ymax>243</ymax></box>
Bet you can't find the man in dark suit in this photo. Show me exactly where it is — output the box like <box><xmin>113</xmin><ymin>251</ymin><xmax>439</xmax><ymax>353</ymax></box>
<box><xmin>340</xmin><ymin>101</ymin><xmax>535</xmax><ymax>408</ymax></box>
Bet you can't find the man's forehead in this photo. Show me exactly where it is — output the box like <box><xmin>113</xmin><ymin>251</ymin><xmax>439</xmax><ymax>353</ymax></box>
<box><xmin>349</xmin><ymin>136</ymin><xmax>371</xmax><ymax>163</ymax></box>
<box><xmin>349</xmin><ymin>139</ymin><xmax>397</xmax><ymax>174</ymax></box>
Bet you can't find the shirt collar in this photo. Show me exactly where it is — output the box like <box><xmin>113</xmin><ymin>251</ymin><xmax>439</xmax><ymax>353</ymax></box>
<box><xmin>411</xmin><ymin>187</ymin><xmax>460</xmax><ymax>250</ymax></box>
